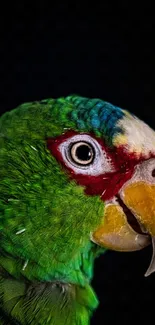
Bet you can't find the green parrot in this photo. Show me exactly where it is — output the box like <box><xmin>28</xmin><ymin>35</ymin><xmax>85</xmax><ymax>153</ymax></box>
<box><xmin>0</xmin><ymin>95</ymin><xmax>155</xmax><ymax>325</ymax></box>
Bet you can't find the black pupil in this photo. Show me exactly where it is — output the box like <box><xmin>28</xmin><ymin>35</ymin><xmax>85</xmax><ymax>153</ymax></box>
<box><xmin>152</xmin><ymin>169</ymin><xmax>155</xmax><ymax>177</ymax></box>
<box><xmin>76</xmin><ymin>145</ymin><xmax>92</xmax><ymax>161</ymax></box>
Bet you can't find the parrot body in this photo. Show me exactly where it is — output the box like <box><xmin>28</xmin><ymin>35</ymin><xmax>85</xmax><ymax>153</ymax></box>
<box><xmin>0</xmin><ymin>95</ymin><xmax>155</xmax><ymax>324</ymax></box>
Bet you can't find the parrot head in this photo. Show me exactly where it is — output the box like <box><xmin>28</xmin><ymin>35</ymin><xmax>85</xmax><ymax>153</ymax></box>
<box><xmin>46</xmin><ymin>95</ymin><xmax>155</xmax><ymax>277</ymax></box>
<box><xmin>0</xmin><ymin>95</ymin><xmax>155</xmax><ymax>323</ymax></box>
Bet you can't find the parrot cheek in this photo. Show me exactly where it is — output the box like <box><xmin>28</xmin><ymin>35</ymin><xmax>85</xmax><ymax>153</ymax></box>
<box><xmin>121</xmin><ymin>181</ymin><xmax>155</xmax><ymax>237</ymax></box>
<box><xmin>91</xmin><ymin>203</ymin><xmax>150</xmax><ymax>251</ymax></box>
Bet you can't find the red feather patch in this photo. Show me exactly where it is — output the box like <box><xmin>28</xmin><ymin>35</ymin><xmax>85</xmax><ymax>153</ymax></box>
<box><xmin>46</xmin><ymin>131</ymin><xmax>149</xmax><ymax>201</ymax></box>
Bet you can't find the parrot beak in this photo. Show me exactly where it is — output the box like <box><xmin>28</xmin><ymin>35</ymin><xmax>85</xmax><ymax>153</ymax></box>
<box><xmin>91</xmin><ymin>158</ymin><xmax>155</xmax><ymax>276</ymax></box>
<box><xmin>91</xmin><ymin>199</ymin><xmax>150</xmax><ymax>253</ymax></box>
<box><xmin>120</xmin><ymin>181</ymin><xmax>155</xmax><ymax>276</ymax></box>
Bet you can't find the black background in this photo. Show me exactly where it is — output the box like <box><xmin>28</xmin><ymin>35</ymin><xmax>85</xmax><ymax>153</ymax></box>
<box><xmin>0</xmin><ymin>2</ymin><xmax>154</xmax><ymax>324</ymax></box>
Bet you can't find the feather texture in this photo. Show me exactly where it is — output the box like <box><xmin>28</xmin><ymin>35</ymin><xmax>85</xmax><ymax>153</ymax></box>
<box><xmin>1</xmin><ymin>95</ymin><xmax>151</xmax><ymax>324</ymax></box>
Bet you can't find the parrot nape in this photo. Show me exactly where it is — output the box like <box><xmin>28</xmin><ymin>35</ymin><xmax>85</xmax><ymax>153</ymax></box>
<box><xmin>0</xmin><ymin>95</ymin><xmax>155</xmax><ymax>325</ymax></box>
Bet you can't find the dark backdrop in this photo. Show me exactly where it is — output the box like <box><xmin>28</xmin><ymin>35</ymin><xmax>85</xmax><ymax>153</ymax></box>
<box><xmin>0</xmin><ymin>3</ymin><xmax>154</xmax><ymax>324</ymax></box>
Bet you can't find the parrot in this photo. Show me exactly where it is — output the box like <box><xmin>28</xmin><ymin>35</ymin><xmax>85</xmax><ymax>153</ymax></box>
<box><xmin>0</xmin><ymin>95</ymin><xmax>155</xmax><ymax>325</ymax></box>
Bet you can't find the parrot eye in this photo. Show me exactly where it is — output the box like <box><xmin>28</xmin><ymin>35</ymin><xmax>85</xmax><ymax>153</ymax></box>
<box><xmin>58</xmin><ymin>134</ymin><xmax>115</xmax><ymax>176</ymax></box>
<box><xmin>69</xmin><ymin>141</ymin><xmax>95</xmax><ymax>166</ymax></box>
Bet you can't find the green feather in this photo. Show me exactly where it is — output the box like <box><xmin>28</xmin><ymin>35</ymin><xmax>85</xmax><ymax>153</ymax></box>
<box><xmin>0</xmin><ymin>96</ymin><xmax>107</xmax><ymax>324</ymax></box>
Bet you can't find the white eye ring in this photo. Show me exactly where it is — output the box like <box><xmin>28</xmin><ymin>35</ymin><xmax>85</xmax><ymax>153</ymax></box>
<box><xmin>68</xmin><ymin>141</ymin><xmax>95</xmax><ymax>166</ymax></box>
<box><xmin>58</xmin><ymin>134</ymin><xmax>115</xmax><ymax>176</ymax></box>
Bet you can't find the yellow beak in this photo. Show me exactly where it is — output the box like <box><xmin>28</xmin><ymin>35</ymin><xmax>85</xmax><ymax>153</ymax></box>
<box><xmin>92</xmin><ymin>199</ymin><xmax>150</xmax><ymax>252</ymax></box>
<box><xmin>123</xmin><ymin>182</ymin><xmax>155</xmax><ymax>236</ymax></box>
<box><xmin>91</xmin><ymin>180</ymin><xmax>155</xmax><ymax>276</ymax></box>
